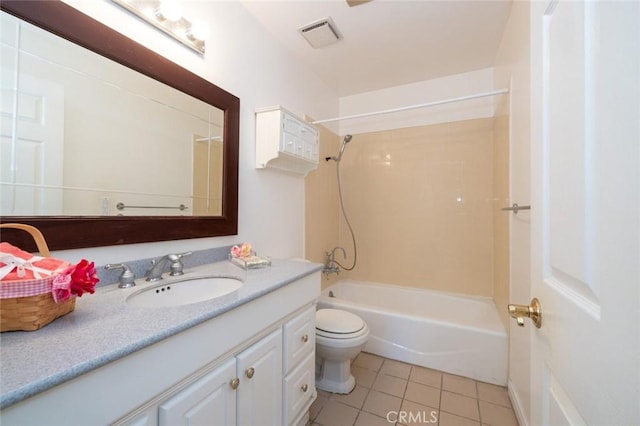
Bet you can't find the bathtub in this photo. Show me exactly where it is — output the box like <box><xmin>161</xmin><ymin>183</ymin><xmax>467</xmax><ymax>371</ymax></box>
<box><xmin>317</xmin><ymin>280</ymin><xmax>507</xmax><ymax>385</ymax></box>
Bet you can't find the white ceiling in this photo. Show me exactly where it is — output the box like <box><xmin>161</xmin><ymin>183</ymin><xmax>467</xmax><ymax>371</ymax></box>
<box><xmin>240</xmin><ymin>0</ymin><xmax>513</xmax><ymax>97</ymax></box>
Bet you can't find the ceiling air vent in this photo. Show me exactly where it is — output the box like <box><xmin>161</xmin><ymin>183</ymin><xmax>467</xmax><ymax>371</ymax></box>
<box><xmin>298</xmin><ymin>17</ymin><xmax>342</xmax><ymax>48</ymax></box>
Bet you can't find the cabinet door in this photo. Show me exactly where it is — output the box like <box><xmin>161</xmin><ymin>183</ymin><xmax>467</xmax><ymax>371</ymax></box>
<box><xmin>236</xmin><ymin>329</ymin><xmax>283</xmax><ymax>426</ymax></box>
<box><xmin>158</xmin><ymin>358</ymin><xmax>236</xmax><ymax>426</ymax></box>
<box><xmin>115</xmin><ymin>409</ymin><xmax>157</xmax><ymax>426</ymax></box>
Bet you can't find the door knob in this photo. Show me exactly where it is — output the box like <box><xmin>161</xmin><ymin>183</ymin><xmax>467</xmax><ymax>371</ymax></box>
<box><xmin>245</xmin><ymin>367</ymin><xmax>255</xmax><ymax>379</ymax></box>
<box><xmin>508</xmin><ymin>298</ymin><xmax>542</xmax><ymax>328</ymax></box>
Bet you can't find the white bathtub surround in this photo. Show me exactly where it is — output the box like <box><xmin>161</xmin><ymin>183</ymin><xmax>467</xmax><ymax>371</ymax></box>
<box><xmin>318</xmin><ymin>280</ymin><xmax>507</xmax><ymax>385</ymax></box>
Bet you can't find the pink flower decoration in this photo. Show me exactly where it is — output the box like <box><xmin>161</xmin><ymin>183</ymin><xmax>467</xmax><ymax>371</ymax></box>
<box><xmin>230</xmin><ymin>243</ymin><xmax>253</xmax><ymax>259</ymax></box>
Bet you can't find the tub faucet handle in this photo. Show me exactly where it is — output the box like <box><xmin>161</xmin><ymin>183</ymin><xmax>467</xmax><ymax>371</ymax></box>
<box><xmin>323</xmin><ymin>248</ymin><xmax>342</xmax><ymax>276</ymax></box>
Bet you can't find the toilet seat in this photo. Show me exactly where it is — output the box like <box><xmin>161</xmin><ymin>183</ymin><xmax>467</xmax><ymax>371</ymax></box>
<box><xmin>316</xmin><ymin>309</ymin><xmax>367</xmax><ymax>339</ymax></box>
<box><xmin>316</xmin><ymin>327</ymin><xmax>369</xmax><ymax>340</ymax></box>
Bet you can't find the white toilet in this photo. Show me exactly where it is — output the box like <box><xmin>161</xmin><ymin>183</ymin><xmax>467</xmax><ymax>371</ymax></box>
<box><xmin>315</xmin><ymin>308</ymin><xmax>370</xmax><ymax>394</ymax></box>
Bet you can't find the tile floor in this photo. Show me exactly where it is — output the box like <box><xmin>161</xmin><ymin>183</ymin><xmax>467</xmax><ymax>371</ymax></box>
<box><xmin>309</xmin><ymin>352</ymin><xmax>518</xmax><ymax>426</ymax></box>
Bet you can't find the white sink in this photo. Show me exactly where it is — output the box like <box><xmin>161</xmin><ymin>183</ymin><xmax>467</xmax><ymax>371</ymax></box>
<box><xmin>126</xmin><ymin>276</ymin><xmax>242</xmax><ymax>308</ymax></box>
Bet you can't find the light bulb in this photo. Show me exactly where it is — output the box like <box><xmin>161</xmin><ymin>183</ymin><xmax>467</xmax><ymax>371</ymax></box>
<box><xmin>190</xmin><ymin>20</ymin><xmax>211</xmax><ymax>41</ymax></box>
<box><xmin>159</xmin><ymin>0</ymin><xmax>182</xmax><ymax>21</ymax></box>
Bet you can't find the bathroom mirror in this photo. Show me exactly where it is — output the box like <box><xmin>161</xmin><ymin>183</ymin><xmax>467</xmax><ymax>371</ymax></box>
<box><xmin>0</xmin><ymin>0</ymin><xmax>239</xmax><ymax>251</ymax></box>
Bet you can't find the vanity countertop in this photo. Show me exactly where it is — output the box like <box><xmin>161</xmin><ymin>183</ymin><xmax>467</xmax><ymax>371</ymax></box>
<box><xmin>0</xmin><ymin>259</ymin><xmax>322</xmax><ymax>409</ymax></box>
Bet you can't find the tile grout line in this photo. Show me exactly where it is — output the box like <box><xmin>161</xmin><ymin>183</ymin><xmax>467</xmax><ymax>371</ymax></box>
<box><xmin>351</xmin><ymin>356</ymin><xmax>379</xmax><ymax>425</ymax></box>
<box><xmin>395</xmin><ymin>362</ymin><xmax>411</xmax><ymax>426</ymax></box>
<box><xmin>353</xmin><ymin>375</ymin><xmax>373</xmax><ymax>425</ymax></box>
<box><xmin>438</xmin><ymin>369</ymin><xmax>443</xmax><ymax>422</ymax></box>
<box><xmin>476</xmin><ymin>379</ymin><xmax>483</xmax><ymax>426</ymax></box>
<box><xmin>359</xmin><ymin>359</ymin><xmax>379</xmax><ymax>421</ymax></box>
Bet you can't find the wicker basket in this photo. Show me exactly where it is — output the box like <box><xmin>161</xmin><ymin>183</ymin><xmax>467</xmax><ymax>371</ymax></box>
<box><xmin>0</xmin><ymin>223</ymin><xmax>76</xmax><ymax>332</ymax></box>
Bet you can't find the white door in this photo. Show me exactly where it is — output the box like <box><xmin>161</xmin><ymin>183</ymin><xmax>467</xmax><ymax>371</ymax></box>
<box><xmin>0</xmin><ymin>71</ymin><xmax>64</xmax><ymax>215</ymax></box>
<box><xmin>526</xmin><ymin>1</ymin><xmax>639</xmax><ymax>425</ymax></box>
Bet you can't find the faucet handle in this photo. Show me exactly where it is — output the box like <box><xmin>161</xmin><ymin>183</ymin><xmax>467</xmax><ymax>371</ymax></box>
<box><xmin>168</xmin><ymin>251</ymin><xmax>192</xmax><ymax>276</ymax></box>
<box><xmin>104</xmin><ymin>263</ymin><xmax>136</xmax><ymax>288</ymax></box>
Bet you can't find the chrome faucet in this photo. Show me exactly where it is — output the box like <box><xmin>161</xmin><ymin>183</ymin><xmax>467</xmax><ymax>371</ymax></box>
<box><xmin>145</xmin><ymin>252</ymin><xmax>192</xmax><ymax>282</ymax></box>
<box><xmin>323</xmin><ymin>246</ymin><xmax>346</xmax><ymax>276</ymax></box>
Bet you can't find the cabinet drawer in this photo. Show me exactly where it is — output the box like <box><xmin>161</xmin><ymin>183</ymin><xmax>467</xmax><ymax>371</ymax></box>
<box><xmin>280</xmin><ymin>132</ymin><xmax>306</xmax><ymax>158</ymax></box>
<box><xmin>304</xmin><ymin>139</ymin><xmax>319</xmax><ymax>162</ymax></box>
<box><xmin>281</xmin><ymin>131</ymin><xmax>298</xmax><ymax>155</ymax></box>
<box><xmin>283</xmin><ymin>306</ymin><xmax>316</xmax><ymax>373</ymax></box>
<box><xmin>283</xmin><ymin>352</ymin><xmax>316</xmax><ymax>426</ymax></box>
<box><xmin>299</xmin><ymin>123</ymin><xmax>318</xmax><ymax>144</ymax></box>
<box><xmin>283</xmin><ymin>112</ymin><xmax>303</xmax><ymax>135</ymax></box>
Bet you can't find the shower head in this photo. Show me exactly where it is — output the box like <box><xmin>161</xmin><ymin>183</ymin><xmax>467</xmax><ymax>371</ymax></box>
<box><xmin>325</xmin><ymin>134</ymin><xmax>353</xmax><ymax>162</ymax></box>
<box><xmin>335</xmin><ymin>134</ymin><xmax>352</xmax><ymax>162</ymax></box>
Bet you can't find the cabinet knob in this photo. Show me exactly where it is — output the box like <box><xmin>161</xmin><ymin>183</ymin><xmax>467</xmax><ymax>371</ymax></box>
<box><xmin>301</xmin><ymin>334</ymin><xmax>309</xmax><ymax>343</ymax></box>
<box><xmin>230</xmin><ymin>378</ymin><xmax>240</xmax><ymax>390</ymax></box>
<box><xmin>245</xmin><ymin>367</ymin><xmax>255</xmax><ymax>379</ymax></box>
<box><xmin>301</xmin><ymin>384</ymin><xmax>308</xmax><ymax>393</ymax></box>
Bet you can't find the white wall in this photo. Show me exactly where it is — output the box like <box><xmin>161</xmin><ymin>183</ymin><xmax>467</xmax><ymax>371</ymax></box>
<box><xmin>51</xmin><ymin>0</ymin><xmax>339</xmax><ymax>265</ymax></box>
<box><xmin>337</xmin><ymin>68</ymin><xmax>498</xmax><ymax>136</ymax></box>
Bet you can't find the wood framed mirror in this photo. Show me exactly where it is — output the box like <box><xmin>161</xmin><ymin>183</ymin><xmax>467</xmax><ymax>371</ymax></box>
<box><xmin>0</xmin><ymin>0</ymin><xmax>239</xmax><ymax>251</ymax></box>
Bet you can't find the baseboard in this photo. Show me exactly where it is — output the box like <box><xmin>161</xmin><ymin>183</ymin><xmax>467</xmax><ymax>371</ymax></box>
<box><xmin>508</xmin><ymin>379</ymin><xmax>528</xmax><ymax>426</ymax></box>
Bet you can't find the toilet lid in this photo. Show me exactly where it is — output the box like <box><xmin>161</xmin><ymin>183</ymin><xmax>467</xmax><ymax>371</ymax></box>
<box><xmin>316</xmin><ymin>309</ymin><xmax>365</xmax><ymax>334</ymax></box>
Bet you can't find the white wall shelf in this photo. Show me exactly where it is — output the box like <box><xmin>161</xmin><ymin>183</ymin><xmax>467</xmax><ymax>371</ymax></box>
<box><xmin>256</xmin><ymin>106</ymin><xmax>319</xmax><ymax>176</ymax></box>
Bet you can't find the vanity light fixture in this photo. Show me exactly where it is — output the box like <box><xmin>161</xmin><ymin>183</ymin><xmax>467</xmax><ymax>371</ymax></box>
<box><xmin>111</xmin><ymin>0</ymin><xmax>209</xmax><ymax>54</ymax></box>
<box><xmin>158</xmin><ymin>0</ymin><xmax>182</xmax><ymax>21</ymax></box>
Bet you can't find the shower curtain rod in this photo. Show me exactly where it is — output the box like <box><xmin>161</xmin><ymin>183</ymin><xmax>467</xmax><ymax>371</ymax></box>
<box><xmin>311</xmin><ymin>88</ymin><xmax>509</xmax><ymax>125</ymax></box>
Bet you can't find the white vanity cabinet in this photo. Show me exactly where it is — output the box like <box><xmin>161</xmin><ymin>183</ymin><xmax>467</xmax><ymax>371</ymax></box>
<box><xmin>155</xmin><ymin>307</ymin><xmax>317</xmax><ymax>426</ymax></box>
<box><xmin>0</xmin><ymin>271</ymin><xmax>321</xmax><ymax>426</ymax></box>
<box><xmin>123</xmin><ymin>309</ymin><xmax>316</xmax><ymax>426</ymax></box>
<box><xmin>158</xmin><ymin>329</ymin><xmax>282</xmax><ymax>426</ymax></box>
<box><xmin>255</xmin><ymin>106</ymin><xmax>319</xmax><ymax>176</ymax></box>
